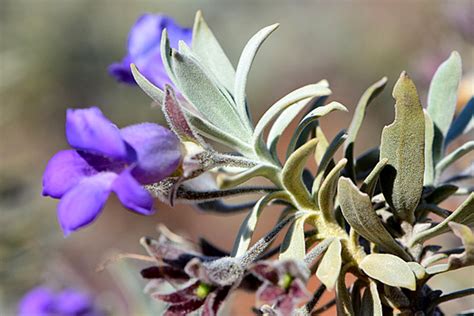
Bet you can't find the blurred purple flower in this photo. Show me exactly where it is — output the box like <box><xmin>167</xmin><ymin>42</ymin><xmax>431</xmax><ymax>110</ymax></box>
<box><xmin>250</xmin><ymin>260</ymin><xmax>311</xmax><ymax>315</ymax></box>
<box><xmin>42</xmin><ymin>107</ymin><xmax>182</xmax><ymax>235</ymax></box>
<box><xmin>109</xmin><ymin>14</ymin><xmax>192</xmax><ymax>89</ymax></box>
<box><xmin>18</xmin><ymin>286</ymin><xmax>103</xmax><ymax>316</ymax></box>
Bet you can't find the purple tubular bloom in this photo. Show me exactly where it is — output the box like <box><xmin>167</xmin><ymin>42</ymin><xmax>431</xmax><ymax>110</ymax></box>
<box><xmin>109</xmin><ymin>14</ymin><xmax>192</xmax><ymax>89</ymax></box>
<box><xmin>18</xmin><ymin>286</ymin><xmax>103</xmax><ymax>316</ymax></box>
<box><xmin>42</xmin><ymin>107</ymin><xmax>182</xmax><ymax>235</ymax></box>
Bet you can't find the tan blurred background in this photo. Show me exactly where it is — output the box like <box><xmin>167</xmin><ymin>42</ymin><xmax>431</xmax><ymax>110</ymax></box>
<box><xmin>1</xmin><ymin>0</ymin><xmax>473</xmax><ymax>315</ymax></box>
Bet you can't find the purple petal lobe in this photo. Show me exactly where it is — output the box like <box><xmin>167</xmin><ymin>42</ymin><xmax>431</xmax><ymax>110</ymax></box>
<box><xmin>112</xmin><ymin>169</ymin><xmax>154</xmax><ymax>215</ymax></box>
<box><xmin>18</xmin><ymin>286</ymin><xmax>55</xmax><ymax>316</ymax></box>
<box><xmin>42</xmin><ymin>150</ymin><xmax>96</xmax><ymax>198</ymax></box>
<box><xmin>58</xmin><ymin>172</ymin><xmax>116</xmax><ymax>236</ymax></box>
<box><xmin>121</xmin><ymin>123</ymin><xmax>182</xmax><ymax>184</ymax></box>
<box><xmin>66</xmin><ymin>107</ymin><xmax>128</xmax><ymax>160</ymax></box>
<box><xmin>55</xmin><ymin>289</ymin><xmax>93</xmax><ymax>314</ymax></box>
<box><xmin>109</xmin><ymin>13</ymin><xmax>192</xmax><ymax>89</ymax></box>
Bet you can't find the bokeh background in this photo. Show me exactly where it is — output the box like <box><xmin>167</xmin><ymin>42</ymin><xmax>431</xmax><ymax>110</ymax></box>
<box><xmin>1</xmin><ymin>0</ymin><xmax>473</xmax><ymax>315</ymax></box>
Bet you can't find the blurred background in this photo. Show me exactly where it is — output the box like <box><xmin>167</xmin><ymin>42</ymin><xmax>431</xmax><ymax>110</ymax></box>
<box><xmin>1</xmin><ymin>0</ymin><xmax>473</xmax><ymax>315</ymax></box>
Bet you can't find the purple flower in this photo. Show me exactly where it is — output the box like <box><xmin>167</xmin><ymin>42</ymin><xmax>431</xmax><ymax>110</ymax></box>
<box><xmin>18</xmin><ymin>286</ymin><xmax>103</xmax><ymax>316</ymax></box>
<box><xmin>250</xmin><ymin>260</ymin><xmax>311</xmax><ymax>315</ymax></box>
<box><xmin>109</xmin><ymin>14</ymin><xmax>192</xmax><ymax>89</ymax></box>
<box><xmin>42</xmin><ymin>107</ymin><xmax>182</xmax><ymax>235</ymax></box>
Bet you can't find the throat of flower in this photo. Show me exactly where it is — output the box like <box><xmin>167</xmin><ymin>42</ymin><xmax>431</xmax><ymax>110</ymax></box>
<box><xmin>280</xmin><ymin>273</ymin><xmax>294</xmax><ymax>291</ymax></box>
<box><xmin>195</xmin><ymin>282</ymin><xmax>213</xmax><ymax>299</ymax></box>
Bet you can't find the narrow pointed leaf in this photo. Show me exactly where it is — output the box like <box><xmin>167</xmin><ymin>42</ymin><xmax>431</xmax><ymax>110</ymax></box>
<box><xmin>232</xmin><ymin>191</ymin><xmax>289</xmax><ymax>257</ymax></box>
<box><xmin>436</xmin><ymin>141</ymin><xmax>474</xmax><ymax>176</ymax></box>
<box><xmin>360</xmin><ymin>254</ymin><xmax>416</xmax><ymax>290</ymax></box>
<box><xmin>446</xmin><ymin>97</ymin><xmax>474</xmax><ymax>145</ymax></box>
<box><xmin>279</xmin><ymin>214</ymin><xmax>310</xmax><ymax>260</ymax></box>
<box><xmin>235</xmin><ymin>23</ymin><xmax>279</xmax><ymax>123</ymax></box>
<box><xmin>217</xmin><ymin>164</ymin><xmax>278</xmax><ymax>189</ymax></box>
<box><xmin>253</xmin><ymin>82</ymin><xmax>331</xmax><ymax>149</ymax></box>
<box><xmin>410</xmin><ymin>193</ymin><xmax>474</xmax><ymax>244</ymax></box>
<box><xmin>345</xmin><ymin>77</ymin><xmax>387</xmax><ymax>180</ymax></box>
<box><xmin>267</xmin><ymin>99</ymin><xmax>309</xmax><ymax>155</ymax></box>
<box><xmin>316</xmin><ymin>238</ymin><xmax>342</xmax><ymax>289</ymax></box>
<box><xmin>428</xmin><ymin>51</ymin><xmax>462</xmax><ymax>162</ymax></box>
<box><xmin>185</xmin><ymin>111</ymin><xmax>253</xmax><ymax>155</ymax></box>
<box><xmin>281</xmin><ymin>138</ymin><xmax>318</xmax><ymax>209</ymax></box>
<box><xmin>131</xmin><ymin>64</ymin><xmax>164</xmax><ymax>105</ymax></box>
<box><xmin>312</xmin><ymin>130</ymin><xmax>347</xmax><ymax>197</ymax></box>
<box><xmin>286</xmin><ymin>101</ymin><xmax>348</xmax><ymax>157</ymax></box>
<box><xmin>170</xmin><ymin>49</ymin><xmax>249</xmax><ymax>137</ymax></box>
<box><xmin>336</xmin><ymin>269</ymin><xmax>355</xmax><ymax>316</ymax></box>
<box><xmin>360</xmin><ymin>158</ymin><xmax>388</xmax><ymax>197</ymax></box>
<box><xmin>447</xmin><ymin>222</ymin><xmax>474</xmax><ymax>270</ymax></box>
<box><xmin>380</xmin><ymin>72</ymin><xmax>425</xmax><ymax>222</ymax></box>
<box><xmin>338</xmin><ymin>177</ymin><xmax>411</xmax><ymax>260</ymax></box>
<box><xmin>424</xmin><ymin>111</ymin><xmax>436</xmax><ymax>185</ymax></box>
<box><xmin>192</xmin><ymin>11</ymin><xmax>235</xmax><ymax>93</ymax></box>
<box><xmin>318</xmin><ymin>159</ymin><xmax>347</xmax><ymax>221</ymax></box>
<box><xmin>361</xmin><ymin>281</ymin><xmax>382</xmax><ymax>316</ymax></box>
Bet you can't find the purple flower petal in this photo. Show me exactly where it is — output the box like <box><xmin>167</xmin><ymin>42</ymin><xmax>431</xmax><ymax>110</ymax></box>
<box><xmin>18</xmin><ymin>287</ymin><xmax>54</xmax><ymax>316</ymax></box>
<box><xmin>109</xmin><ymin>13</ymin><xmax>192</xmax><ymax>89</ymax></box>
<box><xmin>288</xmin><ymin>278</ymin><xmax>311</xmax><ymax>301</ymax></box>
<box><xmin>153</xmin><ymin>281</ymin><xmax>200</xmax><ymax>303</ymax></box>
<box><xmin>58</xmin><ymin>172</ymin><xmax>116</xmax><ymax>236</ymax></box>
<box><xmin>112</xmin><ymin>169</ymin><xmax>154</xmax><ymax>215</ymax></box>
<box><xmin>250</xmin><ymin>262</ymin><xmax>279</xmax><ymax>284</ymax></box>
<box><xmin>164</xmin><ymin>298</ymin><xmax>204</xmax><ymax>316</ymax></box>
<box><xmin>257</xmin><ymin>283</ymin><xmax>284</xmax><ymax>303</ymax></box>
<box><xmin>66</xmin><ymin>107</ymin><xmax>129</xmax><ymax>160</ymax></box>
<box><xmin>42</xmin><ymin>150</ymin><xmax>97</xmax><ymax>198</ymax></box>
<box><xmin>120</xmin><ymin>123</ymin><xmax>182</xmax><ymax>184</ymax></box>
<box><xmin>55</xmin><ymin>289</ymin><xmax>93</xmax><ymax>314</ymax></box>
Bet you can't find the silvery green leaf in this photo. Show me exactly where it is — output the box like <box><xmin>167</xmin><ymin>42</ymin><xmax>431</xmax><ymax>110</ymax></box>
<box><xmin>311</xmin><ymin>130</ymin><xmax>347</xmax><ymax>197</ymax></box>
<box><xmin>281</xmin><ymin>138</ymin><xmax>318</xmax><ymax>209</ymax></box>
<box><xmin>436</xmin><ymin>141</ymin><xmax>474</xmax><ymax>177</ymax></box>
<box><xmin>267</xmin><ymin>99</ymin><xmax>309</xmax><ymax>157</ymax></box>
<box><xmin>185</xmin><ymin>111</ymin><xmax>253</xmax><ymax>155</ymax></box>
<box><xmin>192</xmin><ymin>11</ymin><xmax>235</xmax><ymax>94</ymax></box>
<box><xmin>130</xmin><ymin>64</ymin><xmax>164</xmax><ymax>105</ymax></box>
<box><xmin>338</xmin><ymin>177</ymin><xmax>411</xmax><ymax>260</ymax></box>
<box><xmin>253</xmin><ymin>81</ymin><xmax>331</xmax><ymax>152</ymax></box>
<box><xmin>217</xmin><ymin>164</ymin><xmax>279</xmax><ymax>189</ymax></box>
<box><xmin>360</xmin><ymin>158</ymin><xmax>388</xmax><ymax>197</ymax></box>
<box><xmin>447</xmin><ymin>222</ymin><xmax>474</xmax><ymax>270</ymax></box>
<box><xmin>234</xmin><ymin>23</ymin><xmax>279</xmax><ymax>125</ymax></box>
<box><xmin>360</xmin><ymin>281</ymin><xmax>382</xmax><ymax>316</ymax></box>
<box><xmin>407</xmin><ymin>262</ymin><xmax>426</xmax><ymax>279</ymax></box>
<box><xmin>427</xmin><ymin>51</ymin><xmax>462</xmax><ymax>162</ymax></box>
<box><xmin>345</xmin><ymin>77</ymin><xmax>387</xmax><ymax>181</ymax></box>
<box><xmin>359</xmin><ymin>254</ymin><xmax>416</xmax><ymax>290</ymax></box>
<box><xmin>314</xmin><ymin>126</ymin><xmax>330</xmax><ymax>165</ymax></box>
<box><xmin>318</xmin><ymin>159</ymin><xmax>347</xmax><ymax>221</ymax></box>
<box><xmin>232</xmin><ymin>191</ymin><xmax>290</xmax><ymax>257</ymax></box>
<box><xmin>315</xmin><ymin>238</ymin><xmax>342</xmax><ymax>289</ymax></box>
<box><xmin>160</xmin><ymin>29</ymin><xmax>177</xmax><ymax>83</ymax></box>
<box><xmin>446</xmin><ymin>97</ymin><xmax>474</xmax><ymax>145</ymax></box>
<box><xmin>170</xmin><ymin>49</ymin><xmax>250</xmax><ymax>137</ymax></box>
<box><xmin>286</xmin><ymin>101</ymin><xmax>348</xmax><ymax>158</ymax></box>
<box><xmin>410</xmin><ymin>193</ymin><xmax>474</xmax><ymax>245</ymax></box>
<box><xmin>279</xmin><ymin>214</ymin><xmax>311</xmax><ymax>260</ymax></box>
<box><xmin>303</xmin><ymin>238</ymin><xmax>334</xmax><ymax>266</ymax></box>
<box><xmin>424</xmin><ymin>111</ymin><xmax>436</xmax><ymax>185</ymax></box>
<box><xmin>380</xmin><ymin>72</ymin><xmax>425</xmax><ymax>223</ymax></box>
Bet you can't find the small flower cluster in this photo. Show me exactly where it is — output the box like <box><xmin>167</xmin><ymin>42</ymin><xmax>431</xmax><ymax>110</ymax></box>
<box><xmin>31</xmin><ymin>9</ymin><xmax>474</xmax><ymax>316</ymax></box>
